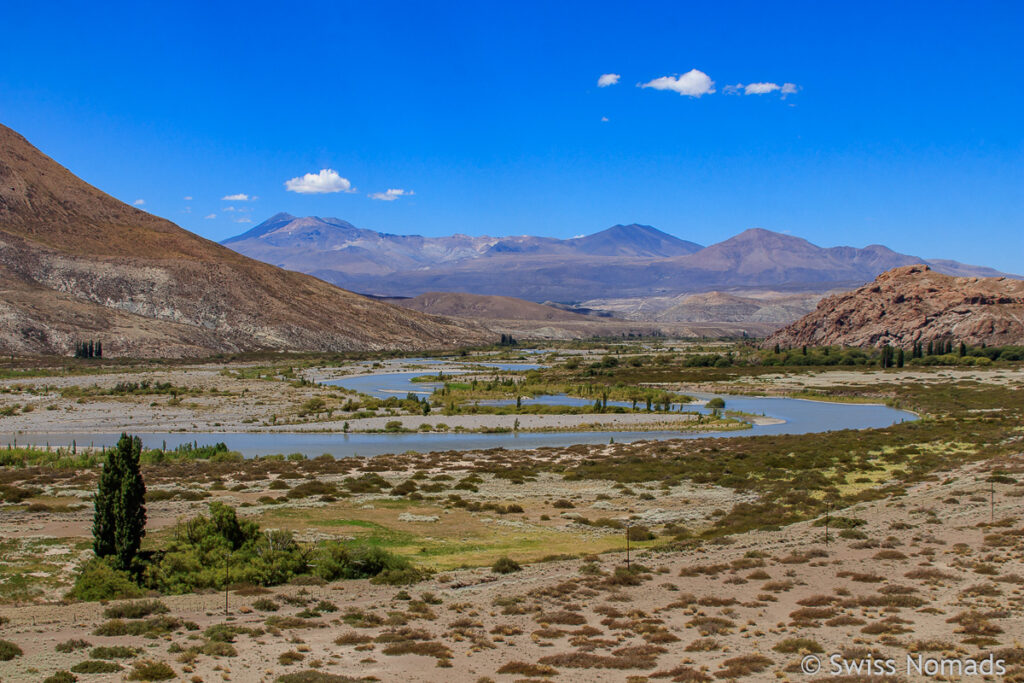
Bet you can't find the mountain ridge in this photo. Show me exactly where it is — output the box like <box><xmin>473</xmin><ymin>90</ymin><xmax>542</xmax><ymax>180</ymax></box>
<box><xmin>222</xmin><ymin>215</ymin><xmax>1017</xmax><ymax>301</ymax></box>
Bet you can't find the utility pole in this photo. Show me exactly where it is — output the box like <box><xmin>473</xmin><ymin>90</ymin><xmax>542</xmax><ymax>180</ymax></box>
<box><xmin>224</xmin><ymin>552</ymin><xmax>230</xmax><ymax>616</ymax></box>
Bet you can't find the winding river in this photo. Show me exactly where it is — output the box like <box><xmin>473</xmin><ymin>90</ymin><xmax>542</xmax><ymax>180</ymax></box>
<box><xmin>6</xmin><ymin>361</ymin><xmax>918</xmax><ymax>458</ymax></box>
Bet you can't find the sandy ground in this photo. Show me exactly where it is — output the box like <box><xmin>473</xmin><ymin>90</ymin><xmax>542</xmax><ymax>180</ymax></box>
<box><xmin>1</xmin><ymin>457</ymin><xmax>1022</xmax><ymax>682</ymax></box>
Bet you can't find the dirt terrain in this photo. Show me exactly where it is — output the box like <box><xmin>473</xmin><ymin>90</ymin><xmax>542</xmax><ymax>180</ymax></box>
<box><xmin>0</xmin><ymin>454</ymin><xmax>1021</xmax><ymax>682</ymax></box>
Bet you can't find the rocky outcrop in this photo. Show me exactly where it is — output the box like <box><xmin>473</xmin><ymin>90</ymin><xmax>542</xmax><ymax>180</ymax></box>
<box><xmin>0</xmin><ymin>124</ymin><xmax>494</xmax><ymax>357</ymax></box>
<box><xmin>764</xmin><ymin>265</ymin><xmax>1024</xmax><ymax>349</ymax></box>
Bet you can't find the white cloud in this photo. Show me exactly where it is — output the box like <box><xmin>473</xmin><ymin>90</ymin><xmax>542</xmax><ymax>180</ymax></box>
<box><xmin>133</xmin><ymin>199</ymin><xmax>145</xmax><ymax>206</ymax></box>
<box><xmin>640</xmin><ymin>69</ymin><xmax>715</xmax><ymax>97</ymax></box>
<box><xmin>601</xmin><ymin>116</ymin><xmax>609</xmax><ymax>122</ymax></box>
<box><xmin>285</xmin><ymin>168</ymin><xmax>355</xmax><ymax>194</ymax></box>
<box><xmin>725</xmin><ymin>81</ymin><xmax>800</xmax><ymax>97</ymax></box>
<box><xmin>369</xmin><ymin>188</ymin><xmax>414</xmax><ymax>201</ymax></box>
<box><xmin>204</xmin><ymin>213</ymin><xmax>217</xmax><ymax>219</ymax></box>
<box><xmin>223</xmin><ymin>206</ymin><xmax>236</xmax><ymax>212</ymax></box>
<box><xmin>222</xmin><ymin>193</ymin><xmax>250</xmax><ymax>201</ymax></box>
<box><xmin>234</xmin><ymin>217</ymin><xmax>252</xmax><ymax>224</ymax></box>
<box><xmin>744</xmin><ymin>82</ymin><xmax>781</xmax><ymax>95</ymax></box>
<box><xmin>597</xmin><ymin>73</ymin><xmax>620</xmax><ymax>87</ymax></box>
<box><xmin>182</xmin><ymin>206</ymin><xmax>192</xmax><ymax>214</ymax></box>
<box><xmin>183</xmin><ymin>195</ymin><xmax>193</xmax><ymax>201</ymax></box>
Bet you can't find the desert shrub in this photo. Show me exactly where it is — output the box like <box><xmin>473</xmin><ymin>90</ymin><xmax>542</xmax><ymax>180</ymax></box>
<box><xmin>497</xmin><ymin>661</ymin><xmax>559</xmax><ymax>676</ymax></box>
<box><xmin>42</xmin><ymin>672</ymin><xmax>77</xmax><ymax>683</ymax></box>
<box><xmin>89</xmin><ymin>645</ymin><xmax>137</xmax><ymax>659</ymax></box>
<box><xmin>67</xmin><ymin>558</ymin><xmax>143</xmax><ymax>602</ymax></box>
<box><xmin>774</xmin><ymin>638</ymin><xmax>823</xmax><ymax>653</ymax></box>
<box><xmin>492</xmin><ymin>556</ymin><xmax>522</xmax><ymax>574</ymax></box>
<box><xmin>0</xmin><ymin>639</ymin><xmax>23</xmax><ymax>661</ymax></box>
<box><xmin>276</xmin><ymin>672</ymin><xmax>366</xmax><ymax>683</ymax></box>
<box><xmin>552</xmin><ymin>499</ymin><xmax>575</xmax><ymax>509</ymax></box>
<box><xmin>70</xmin><ymin>660</ymin><xmax>123</xmax><ymax>673</ymax></box>
<box><xmin>279</xmin><ymin>650</ymin><xmax>305</xmax><ymax>665</ymax></box>
<box><xmin>55</xmin><ymin>639</ymin><xmax>91</xmax><ymax>653</ymax></box>
<box><xmin>252</xmin><ymin>598</ymin><xmax>280</xmax><ymax>612</ymax></box>
<box><xmin>126</xmin><ymin>660</ymin><xmax>176</xmax><ymax>680</ymax></box>
<box><xmin>627</xmin><ymin>525</ymin><xmax>655</xmax><ymax>541</ymax></box>
<box><xmin>102</xmin><ymin>599</ymin><xmax>169</xmax><ymax>619</ymax></box>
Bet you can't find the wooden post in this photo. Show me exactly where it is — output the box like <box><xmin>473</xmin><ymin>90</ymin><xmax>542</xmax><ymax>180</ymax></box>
<box><xmin>824</xmin><ymin>501</ymin><xmax>831</xmax><ymax>547</ymax></box>
<box><xmin>990</xmin><ymin>480</ymin><xmax>995</xmax><ymax>524</ymax></box>
<box><xmin>625</xmin><ymin>525</ymin><xmax>630</xmax><ymax>570</ymax></box>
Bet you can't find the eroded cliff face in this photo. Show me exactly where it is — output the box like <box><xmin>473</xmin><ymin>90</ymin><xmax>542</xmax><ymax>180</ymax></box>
<box><xmin>764</xmin><ymin>265</ymin><xmax>1024</xmax><ymax>349</ymax></box>
<box><xmin>0</xmin><ymin>124</ymin><xmax>493</xmax><ymax>357</ymax></box>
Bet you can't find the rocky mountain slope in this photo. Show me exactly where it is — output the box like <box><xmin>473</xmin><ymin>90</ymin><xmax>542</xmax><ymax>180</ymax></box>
<box><xmin>0</xmin><ymin>124</ymin><xmax>493</xmax><ymax>357</ymax></box>
<box><xmin>224</xmin><ymin>215</ymin><xmax>1015</xmax><ymax>302</ymax></box>
<box><xmin>764</xmin><ymin>265</ymin><xmax>1024</xmax><ymax>348</ymax></box>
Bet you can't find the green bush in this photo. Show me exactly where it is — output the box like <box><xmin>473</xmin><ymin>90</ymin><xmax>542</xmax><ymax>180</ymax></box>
<box><xmin>43</xmin><ymin>672</ymin><xmax>77</xmax><ymax>683</ymax></box>
<box><xmin>276</xmin><ymin>671</ymin><xmax>365</xmax><ymax>683</ymax></box>
<box><xmin>55</xmin><ymin>639</ymin><xmax>91</xmax><ymax>653</ymax></box>
<box><xmin>491</xmin><ymin>557</ymin><xmax>522</xmax><ymax>574</ymax></box>
<box><xmin>0</xmin><ymin>639</ymin><xmax>23</xmax><ymax>661</ymax></box>
<box><xmin>90</xmin><ymin>645</ymin><xmax>137</xmax><ymax>659</ymax></box>
<box><xmin>102</xmin><ymin>599</ymin><xmax>168</xmax><ymax>619</ymax></box>
<box><xmin>627</xmin><ymin>525</ymin><xmax>656</xmax><ymax>541</ymax></box>
<box><xmin>127</xmin><ymin>660</ymin><xmax>176</xmax><ymax>681</ymax></box>
<box><xmin>70</xmin><ymin>660</ymin><xmax>123</xmax><ymax>673</ymax></box>
<box><xmin>67</xmin><ymin>558</ymin><xmax>143</xmax><ymax>602</ymax></box>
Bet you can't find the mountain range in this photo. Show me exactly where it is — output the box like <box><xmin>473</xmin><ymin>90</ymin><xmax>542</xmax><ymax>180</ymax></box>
<box><xmin>224</xmin><ymin>214</ymin><xmax>1015</xmax><ymax>302</ymax></box>
<box><xmin>0</xmin><ymin>124</ymin><xmax>492</xmax><ymax>357</ymax></box>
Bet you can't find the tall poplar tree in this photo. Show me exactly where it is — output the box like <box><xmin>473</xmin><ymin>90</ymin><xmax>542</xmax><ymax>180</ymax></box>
<box><xmin>93</xmin><ymin>434</ymin><xmax>147</xmax><ymax>570</ymax></box>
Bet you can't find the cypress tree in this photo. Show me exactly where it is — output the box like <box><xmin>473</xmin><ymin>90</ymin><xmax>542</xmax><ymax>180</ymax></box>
<box><xmin>92</xmin><ymin>434</ymin><xmax>147</xmax><ymax>571</ymax></box>
<box><xmin>958</xmin><ymin>341</ymin><xmax>966</xmax><ymax>357</ymax></box>
<box><xmin>927</xmin><ymin>340</ymin><xmax>934</xmax><ymax>356</ymax></box>
<box><xmin>96</xmin><ymin>341</ymin><xmax>103</xmax><ymax>358</ymax></box>
<box><xmin>896</xmin><ymin>347</ymin><xmax>905</xmax><ymax>368</ymax></box>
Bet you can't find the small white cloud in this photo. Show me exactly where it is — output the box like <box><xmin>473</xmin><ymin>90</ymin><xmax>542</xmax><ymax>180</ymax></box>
<box><xmin>222</xmin><ymin>193</ymin><xmax>250</xmax><ymax>201</ymax></box>
<box><xmin>223</xmin><ymin>206</ymin><xmax>236</xmax><ymax>212</ymax></box>
<box><xmin>182</xmin><ymin>206</ymin><xmax>192</xmax><ymax>213</ymax></box>
<box><xmin>234</xmin><ymin>217</ymin><xmax>252</xmax><ymax>224</ymax></box>
<box><xmin>285</xmin><ymin>168</ymin><xmax>355</xmax><ymax>194</ymax></box>
<box><xmin>640</xmin><ymin>69</ymin><xmax>715</xmax><ymax>97</ymax></box>
<box><xmin>597</xmin><ymin>73</ymin><xmax>620</xmax><ymax>87</ymax></box>
<box><xmin>204</xmin><ymin>213</ymin><xmax>217</xmax><ymax>219</ymax></box>
<box><xmin>369</xmin><ymin>188</ymin><xmax>414</xmax><ymax>201</ymax></box>
<box><xmin>183</xmin><ymin>195</ymin><xmax>193</xmax><ymax>201</ymax></box>
<box><xmin>744</xmin><ymin>82</ymin><xmax>781</xmax><ymax>95</ymax></box>
<box><xmin>601</xmin><ymin>116</ymin><xmax>609</xmax><ymax>122</ymax></box>
<box><xmin>726</xmin><ymin>81</ymin><xmax>800</xmax><ymax>97</ymax></box>
<box><xmin>133</xmin><ymin>199</ymin><xmax>145</xmax><ymax>206</ymax></box>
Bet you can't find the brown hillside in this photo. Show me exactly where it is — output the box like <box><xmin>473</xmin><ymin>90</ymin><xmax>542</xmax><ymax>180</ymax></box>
<box><xmin>0</xmin><ymin>124</ymin><xmax>493</xmax><ymax>356</ymax></box>
<box><xmin>764</xmin><ymin>265</ymin><xmax>1024</xmax><ymax>349</ymax></box>
<box><xmin>387</xmin><ymin>292</ymin><xmax>591</xmax><ymax>322</ymax></box>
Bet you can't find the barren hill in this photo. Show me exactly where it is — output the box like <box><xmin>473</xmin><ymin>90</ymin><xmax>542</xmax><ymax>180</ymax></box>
<box><xmin>0</xmin><ymin>124</ymin><xmax>493</xmax><ymax>357</ymax></box>
<box><xmin>764</xmin><ymin>265</ymin><xmax>1024</xmax><ymax>348</ymax></box>
<box><xmin>385</xmin><ymin>292</ymin><xmax>591</xmax><ymax>322</ymax></box>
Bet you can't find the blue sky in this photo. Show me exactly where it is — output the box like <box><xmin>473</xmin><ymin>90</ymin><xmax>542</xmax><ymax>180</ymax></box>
<box><xmin>2</xmin><ymin>1</ymin><xmax>1021</xmax><ymax>272</ymax></box>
